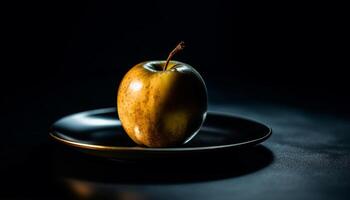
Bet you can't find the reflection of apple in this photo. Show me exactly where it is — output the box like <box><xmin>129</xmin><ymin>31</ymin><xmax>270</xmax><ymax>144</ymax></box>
<box><xmin>117</xmin><ymin>42</ymin><xmax>207</xmax><ymax>147</ymax></box>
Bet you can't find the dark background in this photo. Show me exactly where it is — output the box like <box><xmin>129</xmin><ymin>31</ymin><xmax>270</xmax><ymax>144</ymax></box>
<box><xmin>1</xmin><ymin>0</ymin><xmax>349</xmax><ymax>199</ymax></box>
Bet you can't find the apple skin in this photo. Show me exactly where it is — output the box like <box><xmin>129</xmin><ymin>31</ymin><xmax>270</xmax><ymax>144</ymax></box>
<box><xmin>117</xmin><ymin>60</ymin><xmax>207</xmax><ymax>147</ymax></box>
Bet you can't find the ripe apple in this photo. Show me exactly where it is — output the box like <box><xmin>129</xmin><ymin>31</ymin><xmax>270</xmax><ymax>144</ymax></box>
<box><xmin>117</xmin><ymin>42</ymin><xmax>207</xmax><ymax>147</ymax></box>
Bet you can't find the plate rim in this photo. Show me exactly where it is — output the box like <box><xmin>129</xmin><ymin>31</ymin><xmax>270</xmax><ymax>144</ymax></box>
<box><xmin>50</xmin><ymin>108</ymin><xmax>272</xmax><ymax>152</ymax></box>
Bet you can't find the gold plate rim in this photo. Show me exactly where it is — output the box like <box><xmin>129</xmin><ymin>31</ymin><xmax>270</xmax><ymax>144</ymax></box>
<box><xmin>49</xmin><ymin>118</ymin><xmax>272</xmax><ymax>152</ymax></box>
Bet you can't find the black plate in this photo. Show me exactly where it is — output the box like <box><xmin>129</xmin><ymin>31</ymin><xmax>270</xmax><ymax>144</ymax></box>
<box><xmin>50</xmin><ymin>108</ymin><xmax>272</xmax><ymax>160</ymax></box>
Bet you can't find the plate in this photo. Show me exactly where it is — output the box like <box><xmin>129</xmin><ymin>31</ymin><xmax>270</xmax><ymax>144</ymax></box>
<box><xmin>50</xmin><ymin>108</ymin><xmax>272</xmax><ymax>160</ymax></box>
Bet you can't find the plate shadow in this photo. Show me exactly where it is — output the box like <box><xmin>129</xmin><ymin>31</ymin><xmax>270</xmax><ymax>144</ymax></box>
<box><xmin>52</xmin><ymin>144</ymin><xmax>274</xmax><ymax>184</ymax></box>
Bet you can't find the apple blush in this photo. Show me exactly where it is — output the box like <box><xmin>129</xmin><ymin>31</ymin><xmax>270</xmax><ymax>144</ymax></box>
<box><xmin>117</xmin><ymin>42</ymin><xmax>208</xmax><ymax>147</ymax></box>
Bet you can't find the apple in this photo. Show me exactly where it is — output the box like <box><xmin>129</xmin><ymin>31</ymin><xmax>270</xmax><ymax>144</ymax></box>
<box><xmin>117</xmin><ymin>42</ymin><xmax>207</xmax><ymax>147</ymax></box>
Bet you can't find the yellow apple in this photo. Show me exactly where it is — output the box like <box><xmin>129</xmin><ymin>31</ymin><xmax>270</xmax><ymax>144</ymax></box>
<box><xmin>117</xmin><ymin>58</ymin><xmax>207</xmax><ymax>147</ymax></box>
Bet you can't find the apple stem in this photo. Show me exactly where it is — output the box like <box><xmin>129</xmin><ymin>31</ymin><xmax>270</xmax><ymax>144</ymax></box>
<box><xmin>163</xmin><ymin>41</ymin><xmax>185</xmax><ymax>71</ymax></box>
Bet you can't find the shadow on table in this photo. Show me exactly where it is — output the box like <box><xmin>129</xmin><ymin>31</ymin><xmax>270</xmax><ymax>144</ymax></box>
<box><xmin>53</xmin><ymin>145</ymin><xmax>274</xmax><ymax>184</ymax></box>
<box><xmin>51</xmin><ymin>145</ymin><xmax>274</xmax><ymax>199</ymax></box>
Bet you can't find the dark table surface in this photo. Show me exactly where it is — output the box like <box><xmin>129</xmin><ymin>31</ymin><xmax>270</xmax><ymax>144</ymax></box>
<box><xmin>2</xmin><ymin>96</ymin><xmax>350</xmax><ymax>200</ymax></box>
